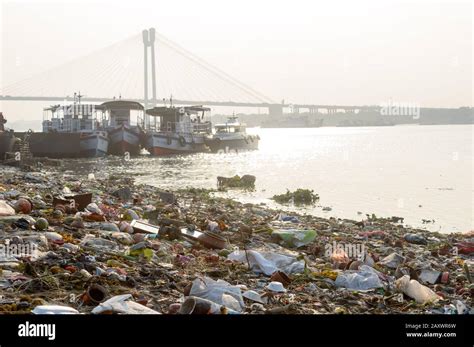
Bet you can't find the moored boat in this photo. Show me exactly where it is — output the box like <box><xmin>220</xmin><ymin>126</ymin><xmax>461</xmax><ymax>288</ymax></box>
<box><xmin>145</xmin><ymin>105</ymin><xmax>212</xmax><ymax>155</ymax></box>
<box><xmin>101</xmin><ymin>100</ymin><xmax>145</xmax><ymax>156</ymax></box>
<box><xmin>79</xmin><ymin>131</ymin><xmax>109</xmax><ymax>157</ymax></box>
<box><xmin>205</xmin><ymin>116</ymin><xmax>259</xmax><ymax>153</ymax></box>
<box><xmin>29</xmin><ymin>93</ymin><xmax>109</xmax><ymax>158</ymax></box>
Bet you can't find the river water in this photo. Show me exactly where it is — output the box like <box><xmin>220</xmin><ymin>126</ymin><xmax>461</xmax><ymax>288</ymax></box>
<box><xmin>64</xmin><ymin>124</ymin><xmax>473</xmax><ymax>233</ymax></box>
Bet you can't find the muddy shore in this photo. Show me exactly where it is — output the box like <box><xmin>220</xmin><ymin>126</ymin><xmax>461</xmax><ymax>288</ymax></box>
<box><xmin>0</xmin><ymin>163</ymin><xmax>472</xmax><ymax>314</ymax></box>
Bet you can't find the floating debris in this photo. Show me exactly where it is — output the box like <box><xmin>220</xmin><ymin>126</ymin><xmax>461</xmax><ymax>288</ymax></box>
<box><xmin>217</xmin><ymin>175</ymin><xmax>256</xmax><ymax>190</ymax></box>
<box><xmin>272</xmin><ymin>189</ymin><xmax>319</xmax><ymax>205</ymax></box>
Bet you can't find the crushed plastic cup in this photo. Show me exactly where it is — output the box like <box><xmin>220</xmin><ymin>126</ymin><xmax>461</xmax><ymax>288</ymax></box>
<box><xmin>179</xmin><ymin>296</ymin><xmax>240</xmax><ymax>314</ymax></box>
<box><xmin>265</xmin><ymin>281</ymin><xmax>287</xmax><ymax>293</ymax></box>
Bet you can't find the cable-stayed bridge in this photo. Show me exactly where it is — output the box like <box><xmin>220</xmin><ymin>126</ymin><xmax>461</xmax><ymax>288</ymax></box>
<box><xmin>0</xmin><ymin>28</ymin><xmax>376</xmax><ymax>115</ymax></box>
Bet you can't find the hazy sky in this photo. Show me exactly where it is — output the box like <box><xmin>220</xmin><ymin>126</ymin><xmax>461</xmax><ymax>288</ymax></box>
<box><xmin>0</xmin><ymin>0</ymin><xmax>472</xmax><ymax>122</ymax></box>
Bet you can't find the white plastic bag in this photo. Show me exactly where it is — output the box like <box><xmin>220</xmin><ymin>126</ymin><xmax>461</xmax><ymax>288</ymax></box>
<box><xmin>189</xmin><ymin>277</ymin><xmax>244</xmax><ymax>312</ymax></box>
<box><xmin>335</xmin><ymin>265</ymin><xmax>383</xmax><ymax>290</ymax></box>
<box><xmin>91</xmin><ymin>294</ymin><xmax>160</xmax><ymax>314</ymax></box>
<box><xmin>228</xmin><ymin>250</ymin><xmax>305</xmax><ymax>276</ymax></box>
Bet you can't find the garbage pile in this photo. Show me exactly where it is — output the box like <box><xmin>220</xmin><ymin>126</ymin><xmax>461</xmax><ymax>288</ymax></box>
<box><xmin>0</xmin><ymin>165</ymin><xmax>472</xmax><ymax>315</ymax></box>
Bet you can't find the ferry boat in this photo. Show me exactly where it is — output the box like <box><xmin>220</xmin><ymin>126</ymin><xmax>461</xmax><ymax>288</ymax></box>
<box><xmin>145</xmin><ymin>105</ymin><xmax>212</xmax><ymax>155</ymax></box>
<box><xmin>205</xmin><ymin>116</ymin><xmax>259</xmax><ymax>153</ymax></box>
<box><xmin>0</xmin><ymin>112</ymin><xmax>16</xmax><ymax>160</ymax></box>
<box><xmin>101</xmin><ymin>100</ymin><xmax>145</xmax><ymax>156</ymax></box>
<box><xmin>29</xmin><ymin>94</ymin><xmax>109</xmax><ymax>158</ymax></box>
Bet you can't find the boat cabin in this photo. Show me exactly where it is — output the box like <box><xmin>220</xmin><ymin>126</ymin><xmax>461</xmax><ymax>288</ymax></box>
<box><xmin>101</xmin><ymin>100</ymin><xmax>145</xmax><ymax>128</ymax></box>
<box><xmin>42</xmin><ymin>103</ymin><xmax>106</xmax><ymax>133</ymax></box>
<box><xmin>214</xmin><ymin>116</ymin><xmax>247</xmax><ymax>134</ymax></box>
<box><xmin>146</xmin><ymin>105</ymin><xmax>212</xmax><ymax>134</ymax></box>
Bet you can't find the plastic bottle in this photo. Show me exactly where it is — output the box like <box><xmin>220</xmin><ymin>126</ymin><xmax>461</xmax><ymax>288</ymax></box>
<box><xmin>395</xmin><ymin>275</ymin><xmax>439</xmax><ymax>304</ymax></box>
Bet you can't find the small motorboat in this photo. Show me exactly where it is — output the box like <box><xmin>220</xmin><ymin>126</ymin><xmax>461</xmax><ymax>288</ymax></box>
<box><xmin>145</xmin><ymin>105</ymin><xmax>212</xmax><ymax>155</ymax></box>
<box><xmin>205</xmin><ymin>116</ymin><xmax>259</xmax><ymax>153</ymax></box>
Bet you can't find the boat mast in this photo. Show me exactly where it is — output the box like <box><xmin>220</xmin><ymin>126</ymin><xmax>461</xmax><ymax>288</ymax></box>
<box><xmin>77</xmin><ymin>91</ymin><xmax>83</xmax><ymax>119</ymax></box>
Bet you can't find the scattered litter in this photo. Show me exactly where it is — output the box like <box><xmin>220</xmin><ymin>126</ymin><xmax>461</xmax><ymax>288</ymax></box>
<box><xmin>0</xmin><ymin>165</ymin><xmax>470</xmax><ymax>315</ymax></box>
